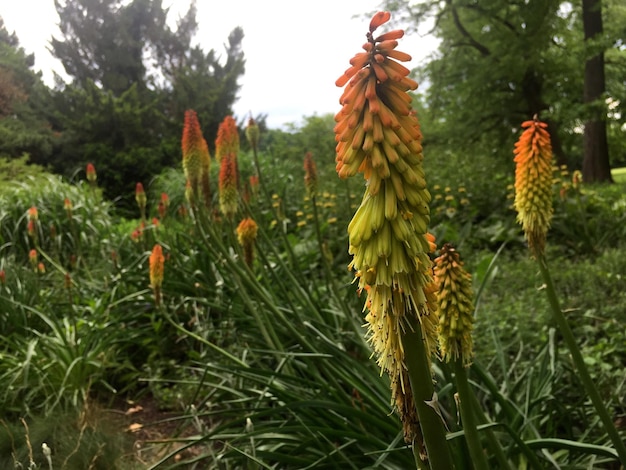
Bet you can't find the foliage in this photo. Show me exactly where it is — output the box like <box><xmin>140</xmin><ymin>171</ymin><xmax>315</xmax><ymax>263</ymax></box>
<box><xmin>1</xmin><ymin>3</ymin><xmax>626</xmax><ymax>466</ymax></box>
<box><xmin>0</xmin><ymin>129</ymin><xmax>624</xmax><ymax>467</ymax></box>
<box><xmin>381</xmin><ymin>0</ymin><xmax>626</xmax><ymax>176</ymax></box>
<box><xmin>0</xmin><ymin>155</ymin><xmax>48</xmax><ymax>189</ymax></box>
<box><xmin>25</xmin><ymin>0</ymin><xmax>247</xmax><ymax>209</ymax></box>
<box><xmin>0</xmin><ymin>18</ymin><xmax>55</xmax><ymax>162</ymax></box>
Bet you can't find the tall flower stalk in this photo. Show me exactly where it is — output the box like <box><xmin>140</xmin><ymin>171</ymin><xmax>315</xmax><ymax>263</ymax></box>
<box><xmin>135</xmin><ymin>182</ymin><xmax>147</xmax><ymax>220</ymax></box>
<box><xmin>513</xmin><ymin>117</ymin><xmax>554</xmax><ymax>258</ymax></box>
<box><xmin>216</xmin><ymin>116</ymin><xmax>240</xmax><ymax>219</ymax></box>
<box><xmin>513</xmin><ymin>117</ymin><xmax>626</xmax><ymax>465</ymax></box>
<box><xmin>335</xmin><ymin>11</ymin><xmax>453</xmax><ymax>468</ymax></box>
<box><xmin>182</xmin><ymin>109</ymin><xmax>211</xmax><ymax>206</ymax></box>
<box><xmin>236</xmin><ymin>217</ymin><xmax>258</xmax><ymax>268</ymax></box>
<box><xmin>149</xmin><ymin>244</ymin><xmax>165</xmax><ymax>307</ymax></box>
<box><xmin>435</xmin><ymin>244</ymin><xmax>488</xmax><ymax>470</ymax></box>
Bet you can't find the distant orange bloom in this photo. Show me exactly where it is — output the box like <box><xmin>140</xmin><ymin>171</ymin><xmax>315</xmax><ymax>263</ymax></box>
<box><xmin>215</xmin><ymin>115</ymin><xmax>240</xmax><ymax>163</ymax></box>
<box><xmin>149</xmin><ymin>244</ymin><xmax>165</xmax><ymax>306</ymax></box>
<box><xmin>158</xmin><ymin>202</ymin><xmax>166</xmax><ymax>219</ymax></box>
<box><xmin>182</xmin><ymin>110</ymin><xmax>210</xmax><ymax>200</ymax></box>
<box><xmin>64</xmin><ymin>198</ymin><xmax>73</xmax><ymax>218</ymax></box>
<box><xmin>149</xmin><ymin>244</ymin><xmax>165</xmax><ymax>288</ymax></box>
<box><xmin>249</xmin><ymin>175</ymin><xmax>259</xmax><ymax>190</ymax></box>
<box><xmin>86</xmin><ymin>163</ymin><xmax>97</xmax><ymax>184</ymax></box>
<box><xmin>303</xmin><ymin>152</ymin><xmax>318</xmax><ymax>198</ymax></box>
<box><xmin>236</xmin><ymin>218</ymin><xmax>258</xmax><ymax>267</ymax></box>
<box><xmin>28</xmin><ymin>206</ymin><xmax>38</xmax><ymax>221</ymax></box>
<box><xmin>219</xmin><ymin>153</ymin><xmax>239</xmax><ymax>219</ymax></box>
<box><xmin>29</xmin><ymin>249</ymin><xmax>37</xmax><ymax>270</ymax></box>
<box><xmin>27</xmin><ymin>219</ymin><xmax>36</xmax><ymax>239</ymax></box>
<box><xmin>0</xmin><ymin>269</ymin><xmax>5</xmax><ymax>285</ymax></box>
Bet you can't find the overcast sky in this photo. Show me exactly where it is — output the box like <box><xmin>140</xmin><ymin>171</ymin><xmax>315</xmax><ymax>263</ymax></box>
<box><xmin>0</xmin><ymin>0</ymin><xmax>437</xmax><ymax>129</ymax></box>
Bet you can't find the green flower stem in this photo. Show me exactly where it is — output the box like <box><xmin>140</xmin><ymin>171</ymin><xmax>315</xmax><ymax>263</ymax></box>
<box><xmin>402</xmin><ymin>313</ymin><xmax>456</xmax><ymax>470</ymax></box>
<box><xmin>537</xmin><ymin>253</ymin><xmax>626</xmax><ymax>465</ymax></box>
<box><xmin>466</xmin><ymin>383</ymin><xmax>514</xmax><ymax>470</ymax></box>
<box><xmin>453</xmin><ymin>360</ymin><xmax>490</xmax><ymax>470</ymax></box>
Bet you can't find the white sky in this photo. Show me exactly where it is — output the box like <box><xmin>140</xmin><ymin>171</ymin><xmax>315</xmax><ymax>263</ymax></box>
<box><xmin>0</xmin><ymin>0</ymin><xmax>437</xmax><ymax>129</ymax></box>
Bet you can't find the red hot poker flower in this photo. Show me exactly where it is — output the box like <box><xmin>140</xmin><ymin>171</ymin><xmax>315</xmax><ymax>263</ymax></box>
<box><xmin>182</xmin><ymin>110</ymin><xmax>210</xmax><ymax>200</ymax></box>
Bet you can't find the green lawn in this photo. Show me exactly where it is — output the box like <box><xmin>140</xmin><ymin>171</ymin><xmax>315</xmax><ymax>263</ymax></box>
<box><xmin>613</xmin><ymin>166</ymin><xmax>626</xmax><ymax>183</ymax></box>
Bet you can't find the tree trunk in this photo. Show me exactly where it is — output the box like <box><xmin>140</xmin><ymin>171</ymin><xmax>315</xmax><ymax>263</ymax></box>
<box><xmin>582</xmin><ymin>0</ymin><xmax>613</xmax><ymax>183</ymax></box>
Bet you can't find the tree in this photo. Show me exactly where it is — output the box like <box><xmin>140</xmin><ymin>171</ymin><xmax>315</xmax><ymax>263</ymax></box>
<box><xmin>381</xmin><ymin>0</ymin><xmax>624</xmax><ymax>176</ymax></box>
<box><xmin>47</xmin><ymin>0</ymin><xmax>245</xmax><ymax>205</ymax></box>
<box><xmin>0</xmin><ymin>18</ymin><xmax>54</xmax><ymax>162</ymax></box>
<box><xmin>582</xmin><ymin>0</ymin><xmax>613</xmax><ymax>182</ymax></box>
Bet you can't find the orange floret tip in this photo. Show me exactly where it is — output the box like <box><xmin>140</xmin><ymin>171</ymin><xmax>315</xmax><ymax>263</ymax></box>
<box><xmin>369</xmin><ymin>11</ymin><xmax>391</xmax><ymax>32</ymax></box>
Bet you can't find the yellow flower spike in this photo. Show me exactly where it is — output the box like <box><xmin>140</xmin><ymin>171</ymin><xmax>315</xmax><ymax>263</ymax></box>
<box><xmin>435</xmin><ymin>244</ymin><xmax>475</xmax><ymax>366</ymax></box>
<box><xmin>335</xmin><ymin>11</ymin><xmax>439</xmax><ymax>448</ymax></box>
<box><xmin>513</xmin><ymin>116</ymin><xmax>554</xmax><ymax>258</ymax></box>
<box><xmin>236</xmin><ymin>218</ymin><xmax>258</xmax><ymax>267</ymax></box>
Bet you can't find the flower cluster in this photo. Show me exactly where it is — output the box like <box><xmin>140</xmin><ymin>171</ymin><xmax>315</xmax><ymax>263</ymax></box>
<box><xmin>335</xmin><ymin>11</ymin><xmax>437</xmax><ymax>443</ymax></box>
<box><xmin>236</xmin><ymin>218</ymin><xmax>258</xmax><ymax>267</ymax></box>
<box><xmin>217</xmin><ymin>116</ymin><xmax>240</xmax><ymax>219</ymax></box>
<box><xmin>182</xmin><ymin>109</ymin><xmax>211</xmax><ymax>205</ymax></box>
<box><xmin>513</xmin><ymin>117</ymin><xmax>554</xmax><ymax>257</ymax></box>
<box><xmin>435</xmin><ymin>244</ymin><xmax>475</xmax><ymax>366</ymax></box>
<box><xmin>149</xmin><ymin>244</ymin><xmax>165</xmax><ymax>306</ymax></box>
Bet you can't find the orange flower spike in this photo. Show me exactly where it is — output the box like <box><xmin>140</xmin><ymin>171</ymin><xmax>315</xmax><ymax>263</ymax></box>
<box><xmin>0</xmin><ymin>269</ymin><xmax>5</xmax><ymax>285</ymax></box>
<box><xmin>219</xmin><ymin>153</ymin><xmax>239</xmax><ymax>219</ymax></box>
<box><xmin>236</xmin><ymin>217</ymin><xmax>258</xmax><ymax>267</ymax></box>
<box><xmin>215</xmin><ymin>115</ymin><xmax>240</xmax><ymax>163</ymax></box>
<box><xmin>182</xmin><ymin>109</ymin><xmax>210</xmax><ymax>199</ymax></box>
<box><xmin>157</xmin><ymin>193</ymin><xmax>169</xmax><ymax>219</ymax></box>
<box><xmin>249</xmin><ymin>175</ymin><xmax>259</xmax><ymax>193</ymax></box>
<box><xmin>64</xmin><ymin>198</ymin><xmax>73</xmax><ymax>218</ymax></box>
<box><xmin>303</xmin><ymin>152</ymin><xmax>318</xmax><ymax>198</ymax></box>
<box><xmin>27</xmin><ymin>220</ymin><xmax>36</xmax><ymax>240</ymax></box>
<box><xmin>86</xmin><ymin>163</ymin><xmax>97</xmax><ymax>185</ymax></box>
<box><xmin>149</xmin><ymin>244</ymin><xmax>165</xmax><ymax>306</ymax></box>
<box><xmin>29</xmin><ymin>249</ymin><xmax>38</xmax><ymax>270</ymax></box>
<box><xmin>513</xmin><ymin>117</ymin><xmax>554</xmax><ymax>258</ymax></box>
<box><xmin>28</xmin><ymin>206</ymin><xmax>38</xmax><ymax>221</ymax></box>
